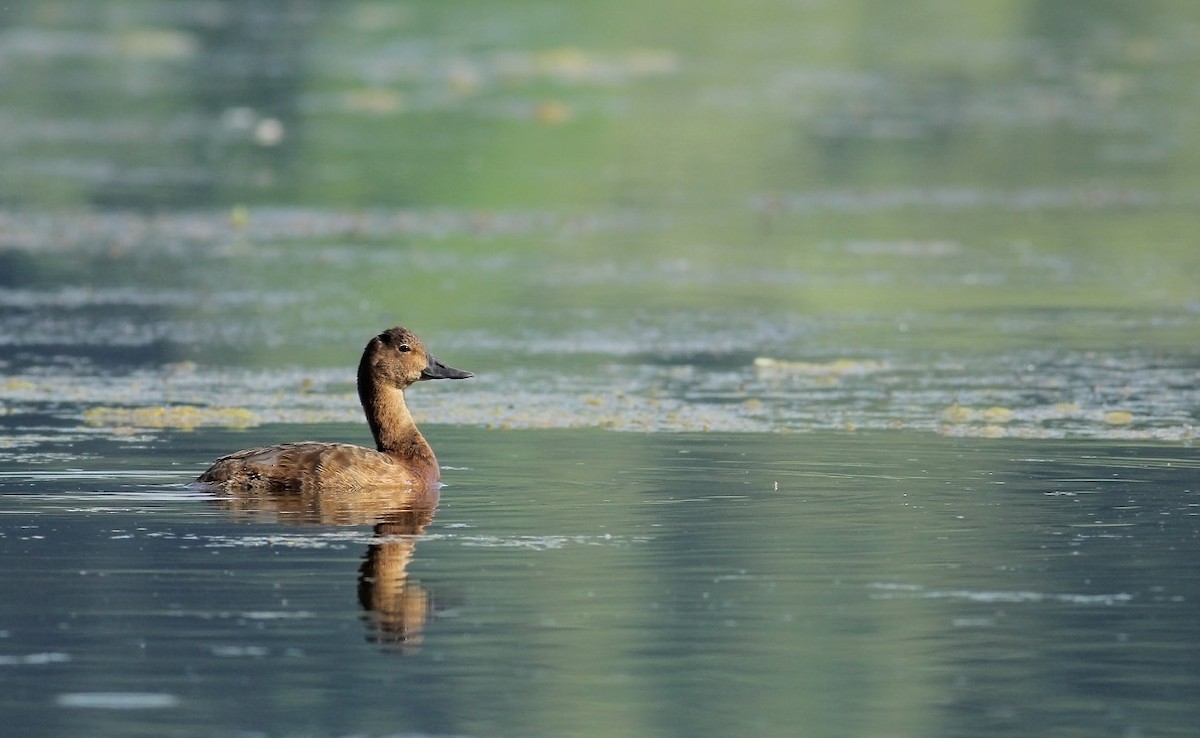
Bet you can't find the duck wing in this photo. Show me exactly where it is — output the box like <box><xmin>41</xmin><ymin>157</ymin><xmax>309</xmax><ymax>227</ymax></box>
<box><xmin>196</xmin><ymin>442</ymin><xmax>410</xmax><ymax>490</ymax></box>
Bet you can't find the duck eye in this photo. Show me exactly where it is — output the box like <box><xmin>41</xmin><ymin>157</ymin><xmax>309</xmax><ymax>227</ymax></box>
<box><xmin>397</xmin><ymin>343</ymin><xmax>412</xmax><ymax>353</ymax></box>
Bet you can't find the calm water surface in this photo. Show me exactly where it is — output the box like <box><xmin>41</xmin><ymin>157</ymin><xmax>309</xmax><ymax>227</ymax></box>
<box><xmin>2</xmin><ymin>1</ymin><xmax>1200</xmax><ymax>736</ymax></box>
<box><xmin>2</xmin><ymin>428</ymin><xmax>1198</xmax><ymax>737</ymax></box>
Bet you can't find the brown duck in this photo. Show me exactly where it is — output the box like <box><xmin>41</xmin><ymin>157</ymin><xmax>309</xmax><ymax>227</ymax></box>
<box><xmin>196</xmin><ymin>326</ymin><xmax>472</xmax><ymax>493</ymax></box>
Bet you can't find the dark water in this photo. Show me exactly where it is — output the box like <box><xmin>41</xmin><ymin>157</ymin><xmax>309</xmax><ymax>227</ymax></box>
<box><xmin>2</xmin><ymin>1</ymin><xmax>1200</xmax><ymax>736</ymax></box>
<box><xmin>3</xmin><ymin>428</ymin><xmax>1199</xmax><ymax>737</ymax></box>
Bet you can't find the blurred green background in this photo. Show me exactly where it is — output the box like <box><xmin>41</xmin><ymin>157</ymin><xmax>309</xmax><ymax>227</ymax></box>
<box><xmin>3</xmin><ymin>0</ymin><xmax>1197</xmax><ymax>314</ymax></box>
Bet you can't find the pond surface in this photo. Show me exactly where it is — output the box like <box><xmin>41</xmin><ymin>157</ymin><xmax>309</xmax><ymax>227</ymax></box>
<box><xmin>1</xmin><ymin>1</ymin><xmax>1199</xmax><ymax>737</ymax></box>
<box><xmin>3</xmin><ymin>429</ymin><xmax>1199</xmax><ymax>738</ymax></box>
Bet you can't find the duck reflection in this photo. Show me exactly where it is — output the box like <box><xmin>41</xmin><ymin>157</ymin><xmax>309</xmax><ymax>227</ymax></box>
<box><xmin>212</xmin><ymin>485</ymin><xmax>439</xmax><ymax>654</ymax></box>
<box><xmin>357</xmin><ymin>506</ymin><xmax>436</xmax><ymax>653</ymax></box>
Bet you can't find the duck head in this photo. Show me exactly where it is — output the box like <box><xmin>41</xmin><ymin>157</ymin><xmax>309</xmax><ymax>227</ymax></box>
<box><xmin>360</xmin><ymin>326</ymin><xmax>473</xmax><ymax>390</ymax></box>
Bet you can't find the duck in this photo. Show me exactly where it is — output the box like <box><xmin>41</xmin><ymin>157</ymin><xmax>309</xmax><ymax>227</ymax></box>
<box><xmin>196</xmin><ymin>326</ymin><xmax>472</xmax><ymax>493</ymax></box>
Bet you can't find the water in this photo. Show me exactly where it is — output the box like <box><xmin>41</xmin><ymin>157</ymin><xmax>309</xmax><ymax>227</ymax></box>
<box><xmin>2</xmin><ymin>1</ymin><xmax>1200</xmax><ymax>736</ymax></box>
<box><xmin>3</xmin><ymin>429</ymin><xmax>1198</xmax><ymax>737</ymax></box>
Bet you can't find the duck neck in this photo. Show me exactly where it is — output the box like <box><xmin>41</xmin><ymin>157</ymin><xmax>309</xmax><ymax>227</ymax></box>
<box><xmin>358</xmin><ymin>375</ymin><xmax>435</xmax><ymax>466</ymax></box>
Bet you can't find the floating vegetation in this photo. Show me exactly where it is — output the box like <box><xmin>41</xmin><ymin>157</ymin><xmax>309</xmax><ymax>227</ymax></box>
<box><xmin>940</xmin><ymin>404</ymin><xmax>1019</xmax><ymax>424</ymax></box>
<box><xmin>1104</xmin><ymin>410</ymin><xmax>1135</xmax><ymax>426</ymax></box>
<box><xmin>0</xmin><ymin>333</ymin><xmax>1195</xmax><ymax>442</ymax></box>
<box><xmin>82</xmin><ymin>405</ymin><xmax>258</xmax><ymax>430</ymax></box>
<box><xmin>937</xmin><ymin>402</ymin><xmax>1165</xmax><ymax>440</ymax></box>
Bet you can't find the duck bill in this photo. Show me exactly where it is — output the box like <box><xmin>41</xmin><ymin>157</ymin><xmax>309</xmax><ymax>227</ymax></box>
<box><xmin>420</xmin><ymin>355</ymin><xmax>473</xmax><ymax>381</ymax></box>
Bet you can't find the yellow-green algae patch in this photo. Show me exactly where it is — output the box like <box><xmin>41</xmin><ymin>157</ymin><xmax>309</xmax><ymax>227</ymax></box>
<box><xmin>83</xmin><ymin>405</ymin><xmax>258</xmax><ymax>430</ymax></box>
